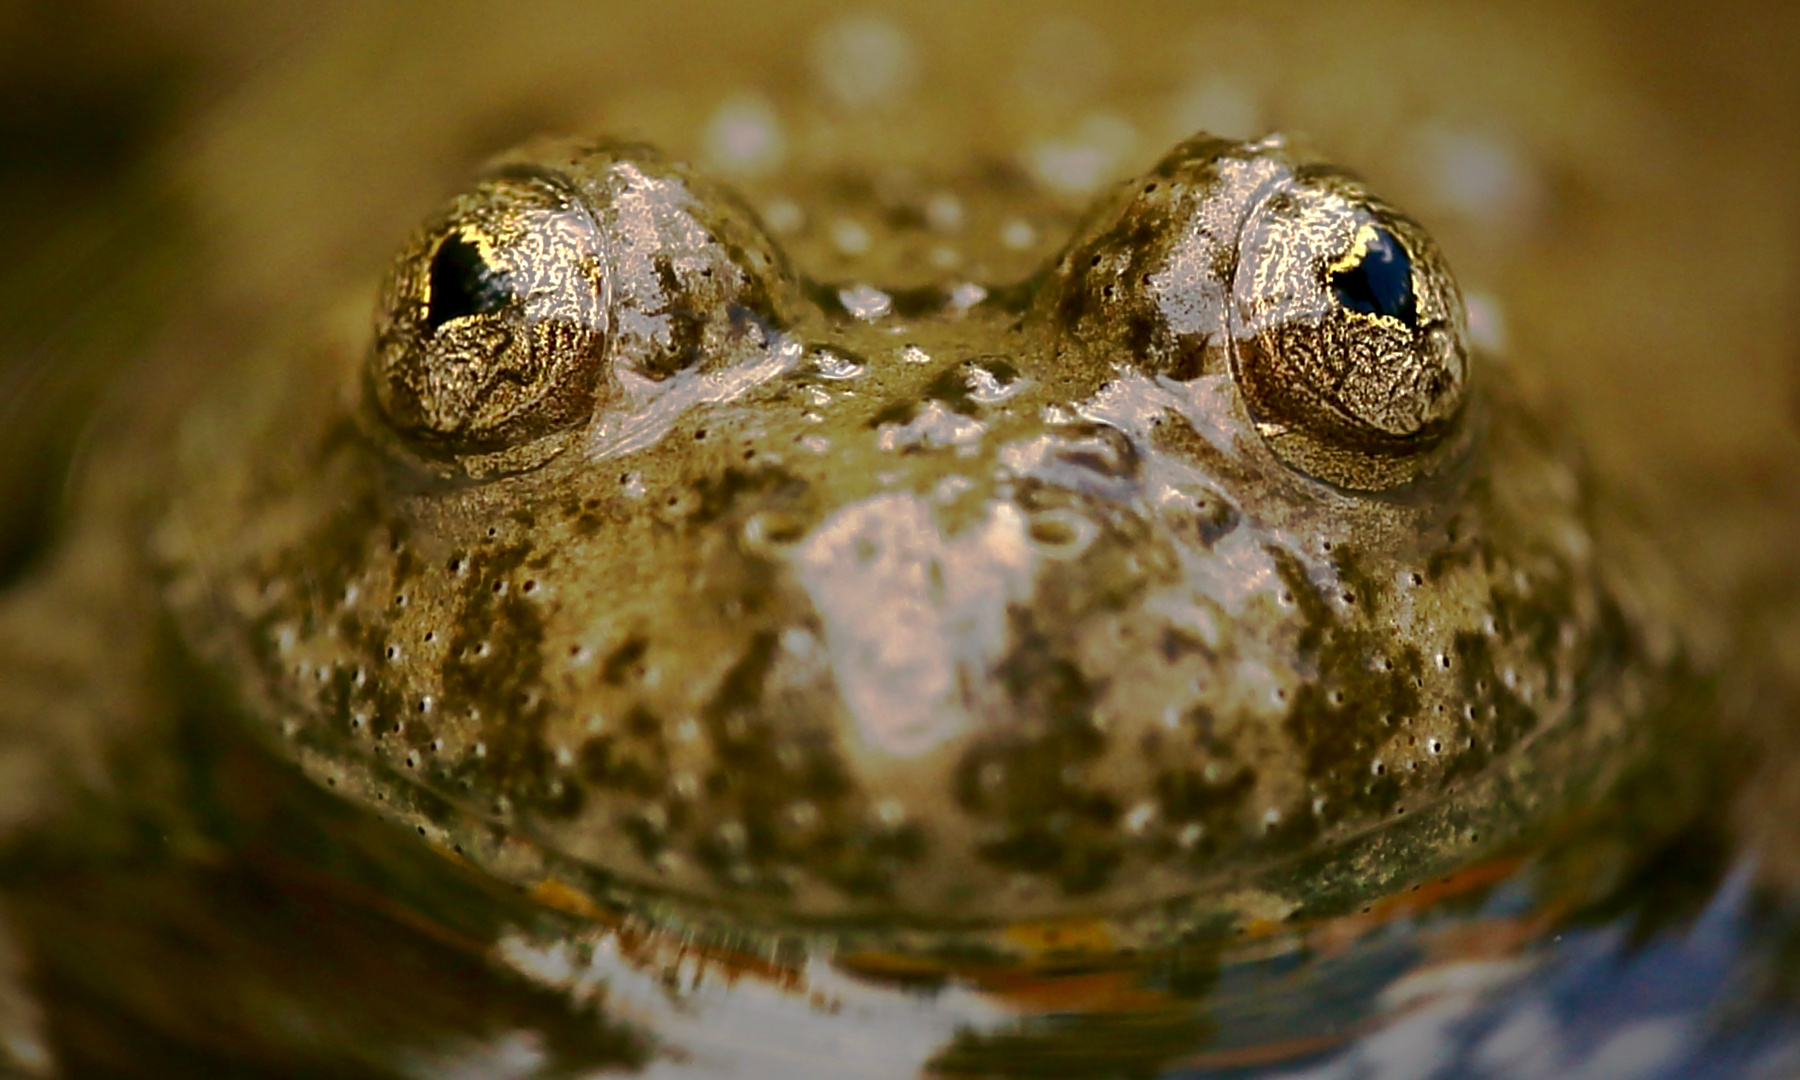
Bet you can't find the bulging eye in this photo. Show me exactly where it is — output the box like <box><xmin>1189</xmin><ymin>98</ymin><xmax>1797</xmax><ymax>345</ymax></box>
<box><xmin>1043</xmin><ymin>135</ymin><xmax>1471</xmax><ymax>492</ymax></box>
<box><xmin>1229</xmin><ymin>172</ymin><xmax>1469</xmax><ymax>490</ymax></box>
<box><xmin>372</xmin><ymin>175</ymin><xmax>610</xmax><ymax>464</ymax></box>
<box><xmin>370</xmin><ymin>140</ymin><xmax>795</xmax><ymax>473</ymax></box>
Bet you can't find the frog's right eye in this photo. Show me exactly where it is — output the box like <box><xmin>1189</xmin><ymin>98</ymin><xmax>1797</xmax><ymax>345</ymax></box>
<box><xmin>372</xmin><ymin>175</ymin><xmax>610</xmax><ymax>462</ymax></box>
<box><xmin>370</xmin><ymin>142</ymin><xmax>794</xmax><ymax>472</ymax></box>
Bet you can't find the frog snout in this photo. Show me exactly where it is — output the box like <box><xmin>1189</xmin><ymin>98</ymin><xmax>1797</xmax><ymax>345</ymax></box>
<box><xmin>781</xmin><ymin>421</ymin><xmax>1179</xmax><ymax>760</ymax></box>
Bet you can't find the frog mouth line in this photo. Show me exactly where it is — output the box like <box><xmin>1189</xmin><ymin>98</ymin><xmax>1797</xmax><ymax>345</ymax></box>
<box><xmin>274</xmin><ymin>657</ymin><xmax>1624</xmax><ymax>956</ymax></box>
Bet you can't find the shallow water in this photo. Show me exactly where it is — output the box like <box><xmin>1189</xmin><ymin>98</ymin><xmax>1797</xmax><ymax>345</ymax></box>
<box><xmin>1</xmin><ymin>2</ymin><xmax>1797</xmax><ymax>1077</ymax></box>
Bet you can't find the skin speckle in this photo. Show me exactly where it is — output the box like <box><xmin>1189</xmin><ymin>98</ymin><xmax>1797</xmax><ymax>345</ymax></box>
<box><xmin>156</xmin><ymin>131</ymin><xmax>1699</xmax><ymax>935</ymax></box>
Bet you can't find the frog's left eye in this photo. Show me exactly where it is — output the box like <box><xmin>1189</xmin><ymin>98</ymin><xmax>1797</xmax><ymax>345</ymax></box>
<box><xmin>1045</xmin><ymin>137</ymin><xmax>1471</xmax><ymax>492</ymax></box>
<box><xmin>1228</xmin><ymin>175</ymin><xmax>1470</xmax><ymax>490</ymax></box>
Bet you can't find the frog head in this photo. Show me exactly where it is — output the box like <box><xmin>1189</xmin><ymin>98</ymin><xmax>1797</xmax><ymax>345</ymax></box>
<box><xmin>162</xmin><ymin>132</ymin><xmax>1642</xmax><ymax>936</ymax></box>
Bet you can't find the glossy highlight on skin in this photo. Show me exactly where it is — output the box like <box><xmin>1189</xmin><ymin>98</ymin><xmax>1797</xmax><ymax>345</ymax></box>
<box><xmin>155</xmin><ymin>131</ymin><xmax>1689</xmax><ymax>946</ymax></box>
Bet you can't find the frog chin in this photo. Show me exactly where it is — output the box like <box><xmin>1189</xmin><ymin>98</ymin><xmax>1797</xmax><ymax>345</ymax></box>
<box><xmin>791</xmin><ymin>492</ymin><xmax>1038</xmax><ymax>759</ymax></box>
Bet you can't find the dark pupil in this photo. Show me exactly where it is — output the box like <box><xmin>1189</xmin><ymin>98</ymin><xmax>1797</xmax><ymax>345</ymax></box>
<box><xmin>1330</xmin><ymin>226</ymin><xmax>1417</xmax><ymax>326</ymax></box>
<box><xmin>426</xmin><ymin>233</ymin><xmax>512</xmax><ymax>332</ymax></box>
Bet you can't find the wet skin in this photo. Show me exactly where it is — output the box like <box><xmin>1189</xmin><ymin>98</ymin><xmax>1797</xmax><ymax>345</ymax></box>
<box><xmin>150</xmin><ymin>131</ymin><xmax>1689</xmax><ymax>949</ymax></box>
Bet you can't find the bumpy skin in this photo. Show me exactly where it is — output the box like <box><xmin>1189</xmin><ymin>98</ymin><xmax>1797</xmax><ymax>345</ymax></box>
<box><xmin>155</xmin><ymin>133</ymin><xmax>1682</xmax><ymax>935</ymax></box>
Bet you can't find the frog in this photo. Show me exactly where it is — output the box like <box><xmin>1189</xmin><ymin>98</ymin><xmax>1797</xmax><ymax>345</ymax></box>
<box><xmin>134</xmin><ymin>127</ymin><xmax>1691</xmax><ymax>959</ymax></box>
<box><xmin>0</xmin><ymin>109</ymin><xmax>1724</xmax><ymax>1077</ymax></box>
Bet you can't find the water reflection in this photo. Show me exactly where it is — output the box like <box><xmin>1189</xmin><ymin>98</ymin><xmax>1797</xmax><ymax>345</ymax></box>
<box><xmin>5</xmin><ymin>661</ymin><xmax>1788</xmax><ymax>1077</ymax></box>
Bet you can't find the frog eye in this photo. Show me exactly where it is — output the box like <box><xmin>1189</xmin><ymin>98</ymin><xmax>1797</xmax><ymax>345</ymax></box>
<box><xmin>372</xmin><ymin>175</ymin><xmax>609</xmax><ymax>462</ymax></box>
<box><xmin>370</xmin><ymin>141</ymin><xmax>795</xmax><ymax>471</ymax></box>
<box><xmin>1044</xmin><ymin>136</ymin><xmax>1470</xmax><ymax>492</ymax></box>
<box><xmin>1228</xmin><ymin>172</ymin><xmax>1470</xmax><ymax>491</ymax></box>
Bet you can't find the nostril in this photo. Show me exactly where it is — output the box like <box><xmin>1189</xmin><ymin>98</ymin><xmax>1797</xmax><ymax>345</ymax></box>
<box><xmin>1051</xmin><ymin>423</ymin><xmax>1140</xmax><ymax>482</ymax></box>
<box><xmin>1025</xmin><ymin>509</ymin><xmax>1098</xmax><ymax>558</ymax></box>
<box><xmin>1004</xmin><ymin>423</ymin><xmax>1144</xmax><ymax>506</ymax></box>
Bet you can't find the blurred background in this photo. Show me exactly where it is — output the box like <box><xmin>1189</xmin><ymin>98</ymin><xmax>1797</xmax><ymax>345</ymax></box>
<box><xmin>0</xmin><ymin>0</ymin><xmax>1796</xmax><ymax>858</ymax></box>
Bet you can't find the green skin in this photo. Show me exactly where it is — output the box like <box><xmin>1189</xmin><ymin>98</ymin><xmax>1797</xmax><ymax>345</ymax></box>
<box><xmin>136</xmin><ymin>131</ymin><xmax>1690</xmax><ymax>951</ymax></box>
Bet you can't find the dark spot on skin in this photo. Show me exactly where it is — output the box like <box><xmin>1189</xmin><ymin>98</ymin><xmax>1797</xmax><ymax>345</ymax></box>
<box><xmin>970</xmin><ymin>356</ymin><xmax>1020</xmax><ymax>384</ymax></box>
<box><xmin>440</xmin><ymin>543</ymin><xmax>555</xmax><ymax>800</ymax></box>
<box><xmin>1273</xmin><ymin>547</ymin><xmax>1423</xmax><ymax>817</ymax></box>
<box><xmin>682</xmin><ymin>631</ymin><xmax>910</xmax><ymax>897</ymax></box>
<box><xmin>1124</xmin><ymin>310</ymin><xmax>1160</xmax><ymax>368</ymax></box>
<box><xmin>1055</xmin><ymin>262</ymin><xmax>1090</xmax><ymax>328</ymax></box>
<box><xmin>621</xmin><ymin>807</ymin><xmax>675</xmax><ymax>862</ymax></box>
<box><xmin>601</xmin><ymin>635</ymin><xmax>650</xmax><ymax>686</ymax></box>
<box><xmin>392</xmin><ymin>545</ymin><xmax>420</xmax><ymax>586</ymax></box>
<box><xmin>727</xmin><ymin>298</ymin><xmax>781</xmax><ymax>352</ymax></box>
<box><xmin>1155</xmin><ymin>765</ymin><xmax>1256</xmax><ymax>857</ymax></box>
<box><xmin>685</xmin><ymin>465</ymin><xmax>811</xmax><ymax>529</ymax></box>
<box><xmin>982</xmin><ymin>279</ymin><xmax>1038</xmax><ymax>316</ymax></box>
<box><xmin>1159</xmin><ymin>627</ymin><xmax>1213</xmax><ymax>664</ymax></box>
<box><xmin>868</xmin><ymin>400</ymin><xmax>918</xmax><ymax>428</ymax></box>
<box><xmin>1161</xmin><ymin>488</ymin><xmax>1240</xmax><ymax>551</ymax></box>
<box><xmin>1425</xmin><ymin>515</ymin><xmax>1483</xmax><ymax>581</ymax></box>
<box><xmin>640</xmin><ymin>259</ymin><xmax>708</xmax><ymax>380</ymax></box>
<box><xmin>956</xmin><ymin>612</ymin><xmax>1123</xmax><ymax>895</ymax></box>
<box><xmin>882</xmin><ymin>202</ymin><xmax>930</xmax><ymax>232</ymax></box>
<box><xmin>719</xmin><ymin>242</ymin><xmax>785</xmax><ymax>331</ymax></box>
<box><xmin>580</xmin><ymin>706</ymin><xmax>669</xmax><ymax>798</ymax></box>
<box><xmin>805</xmin><ymin>280</ymin><xmax>850</xmax><ymax>318</ymax></box>
<box><xmin>1160</xmin><ymin>333</ymin><xmax>1210</xmax><ymax>382</ymax></box>
<box><xmin>1194</xmin><ymin>501</ymin><xmax>1239</xmax><ymax>548</ymax></box>
<box><xmin>924</xmin><ymin>365</ymin><xmax>979</xmax><ymax>415</ymax></box>
<box><xmin>1150</xmin><ymin>410</ymin><xmax>1259</xmax><ymax>489</ymax></box>
<box><xmin>539</xmin><ymin>777</ymin><xmax>585</xmax><ymax>819</ymax></box>
<box><xmin>888</xmin><ymin>283</ymin><xmax>956</xmax><ymax>319</ymax></box>
<box><xmin>1182</xmin><ymin>705</ymin><xmax>1237</xmax><ymax>760</ymax></box>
